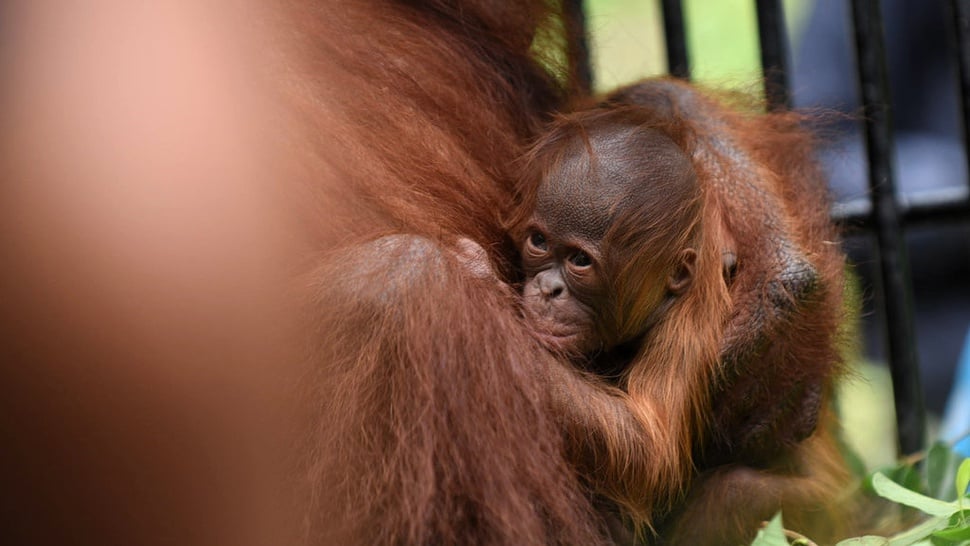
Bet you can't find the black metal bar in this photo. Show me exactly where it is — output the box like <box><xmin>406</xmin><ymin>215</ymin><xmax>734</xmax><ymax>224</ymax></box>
<box><xmin>948</xmin><ymin>0</ymin><xmax>970</xmax><ymax>195</ymax></box>
<box><xmin>564</xmin><ymin>0</ymin><xmax>593</xmax><ymax>95</ymax></box>
<box><xmin>849</xmin><ymin>0</ymin><xmax>926</xmax><ymax>457</ymax></box>
<box><xmin>754</xmin><ymin>0</ymin><xmax>792</xmax><ymax>110</ymax></box>
<box><xmin>660</xmin><ymin>0</ymin><xmax>690</xmax><ymax>79</ymax></box>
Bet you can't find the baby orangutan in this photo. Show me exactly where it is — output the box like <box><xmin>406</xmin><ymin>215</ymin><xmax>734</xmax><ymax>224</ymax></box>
<box><xmin>500</xmin><ymin>104</ymin><xmax>737</xmax><ymax>537</ymax></box>
<box><xmin>516</xmin><ymin>110</ymin><xmax>708</xmax><ymax>372</ymax></box>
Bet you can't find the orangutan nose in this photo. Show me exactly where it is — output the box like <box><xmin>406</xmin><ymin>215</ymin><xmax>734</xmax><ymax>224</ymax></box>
<box><xmin>535</xmin><ymin>270</ymin><xmax>566</xmax><ymax>300</ymax></box>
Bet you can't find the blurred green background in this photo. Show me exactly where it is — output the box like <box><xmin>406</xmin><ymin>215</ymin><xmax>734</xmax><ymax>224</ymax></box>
<box><xmin>586</xmin><ymin>0</ymin><xmax>810</xmax><ymax>92</ymax></box>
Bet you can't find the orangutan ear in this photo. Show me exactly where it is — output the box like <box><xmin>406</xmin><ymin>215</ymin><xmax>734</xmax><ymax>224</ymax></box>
<box><xmin>668</xmin><ymin>248</ymin><xmax>696</xmax><ymax>295</ymax></box>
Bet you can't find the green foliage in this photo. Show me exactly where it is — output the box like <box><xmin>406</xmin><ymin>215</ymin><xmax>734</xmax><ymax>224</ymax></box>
<box><xmin>750</xmin><ymin>444</ymin><xmax>969</xmax><ymax>546</ymax></box>
<box><xmin>868</xmin><ymin>473</ymin><xmax>956</xmax><ymax>517</ymax></box>
<box><xmin>865</xmin><ymin>463</ymin><xmax>924</xmax><ymax>497</ymax></box>
<box><xmin>750</xmin><ymin>513</ymin><xmax>791</xmax><ymax>546</ymax></box>
<box><xmin>837</xmin><ymin>537</ymin><xmax>890</xmax><ymax>546</ymax></box>
<box><xmin>929</xmin><ymin>443</ymin><xmax>967</xmax><ymax>501</ymax></box>
<box><xmin>957</xmin><ymin>458</ymin><xmax>970</xmax><ymax>506</ymax></box>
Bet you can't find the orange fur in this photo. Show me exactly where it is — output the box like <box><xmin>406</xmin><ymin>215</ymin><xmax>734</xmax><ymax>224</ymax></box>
<box><xmin>296</xmin><ymin>1</ymin><xmax>612</xmax><ymax>544</ymax></box>
<box><xmin>505</xmin><ymin>79</ymin><xmax>850</xmax><ymax>543</ymax></box>
<box><xmin>297</xmin><ymin>2</ymin><xmax>851</xmax><ymax>544</ymax></box>
<box><xmin>596</xmin><ymin>80</ymin><xmax>850</xmax><ymax>543</ymax></box>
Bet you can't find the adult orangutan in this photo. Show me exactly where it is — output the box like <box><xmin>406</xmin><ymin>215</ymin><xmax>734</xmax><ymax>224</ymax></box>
<box><xmin>296</xmin><ymin>1</ymin><xmax>609</xmax><ymax>544</ymax></box>
<box><xmin>604</xmin><ymin>81</ymin><xmax>852</xmax><ymax>544</ymax></box>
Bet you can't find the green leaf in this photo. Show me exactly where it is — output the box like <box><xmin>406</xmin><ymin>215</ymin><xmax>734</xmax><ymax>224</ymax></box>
<box><xmin>948</xmin><ymin>509</ymin><xmax>970</xmax><ymax>526</ymax></box>
<box><xmin>931</xmin><ymin>509</ymin><xmax>970</xmax><ymax>543</ymax></box>
<box><xmin>750</xmin><ymin>513</ymin><xmax>789</xmax><ymax>546</ymax></box>
<box><xmin>957</xmin><ymin>459</ymin><xmax>970</xmax><ymax>501</ymax></box>
<box><xmin>866</xmin><ymin>464</ymin><xmax>921</xmax><ymax>495</ymax></box>
<box><xmin>894</xmin><ymin>464</ymin><xmax>927</xmax><ymax>494</ymax></box>
<box><xmin>871</xmin><ymin>473</ymin><xmax>959</xmax><ymax>517</ymax></box>
<box><xmin>836</xmin><ymin>537</ymin><xmax>890</xmax><ymax>545</ymax></box>
<box><xmin>931</xmin><ymin>526</ymin><xmax>970</xmax><ymax>541</ymax></box>
<box><xmin>928</xmin><ymin>442</ymin><xmax>962</xmax><ymax>501</ymax></box>
<box><xmin>888</xmin><ymin>516</ymin><xmax>950</xmax><ymax>546</ymax></box>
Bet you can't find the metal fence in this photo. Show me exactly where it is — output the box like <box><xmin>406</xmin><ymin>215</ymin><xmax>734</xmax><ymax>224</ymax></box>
<box><xmin>569</xmin><ymin>0</ymin><xmax>970</xmax><ymax>457</ymax></box>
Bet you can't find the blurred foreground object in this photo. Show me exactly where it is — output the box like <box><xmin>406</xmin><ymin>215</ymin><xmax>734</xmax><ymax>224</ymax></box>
<box><xmin>0</xmin><ymin>3</ymin><xmax>301</xmax><ymax>545</ymax></box>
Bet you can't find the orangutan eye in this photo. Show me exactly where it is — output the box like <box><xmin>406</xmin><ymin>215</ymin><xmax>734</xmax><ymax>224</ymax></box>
<box><xmin>529</xmin><ymin>232</ymin><xmax>548</xmax><ymax>251</ymax></box>
<box><xmin>570</xmin><ymin>251</ymin><xmax>592</xmax><ymax>268</ymax></box>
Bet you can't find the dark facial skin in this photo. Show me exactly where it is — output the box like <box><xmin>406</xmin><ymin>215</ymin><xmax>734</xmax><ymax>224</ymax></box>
<box><xmin>519</xmin><ymin>124</ymin><xmax>697</xmax><ymax>358</ymax></box>
<box><xmin>519</xmin><ymin>167</ymin><xmax>613</xmax><ymax>356</ymax></box>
